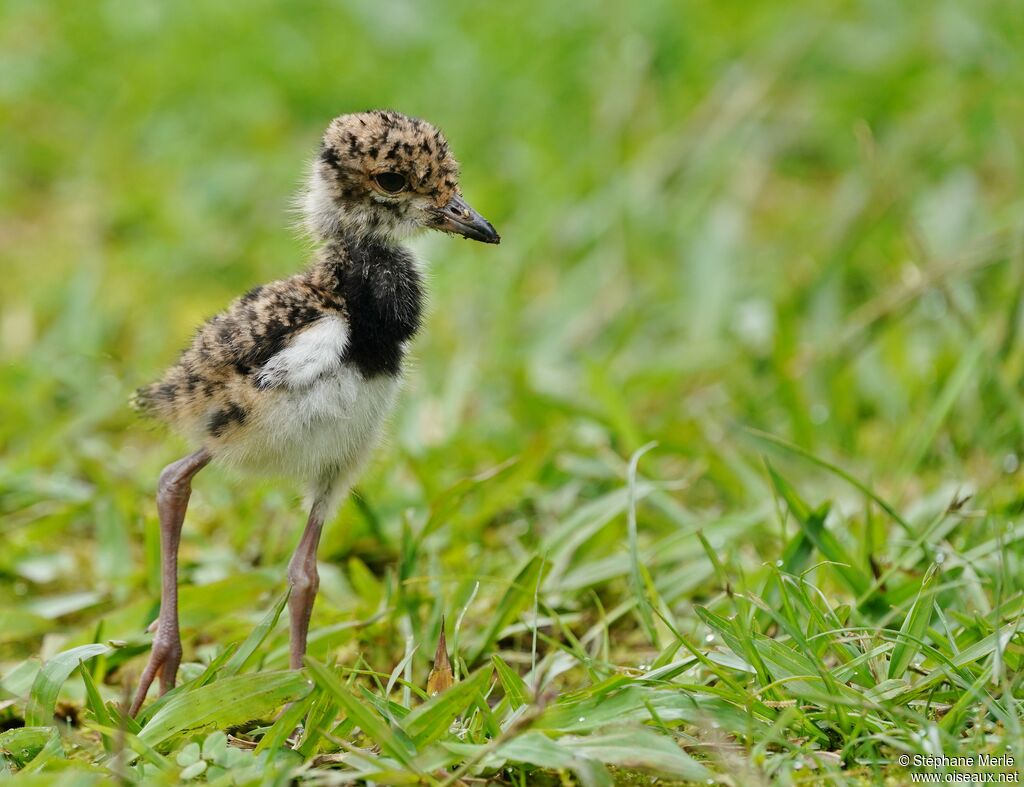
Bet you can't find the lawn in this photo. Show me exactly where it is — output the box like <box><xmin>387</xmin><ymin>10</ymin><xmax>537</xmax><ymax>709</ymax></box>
<box><xmin>2</xmin><ymin>0</ymin><xmax>1024</xmax><ymax>784</ymax></box>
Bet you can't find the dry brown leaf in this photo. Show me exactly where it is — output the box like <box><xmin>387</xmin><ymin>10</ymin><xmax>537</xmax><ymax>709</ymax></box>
<box><xmin>426</xmin><ymin>618</ymin><xmax>455</xmax><ymax>696</ymax></box>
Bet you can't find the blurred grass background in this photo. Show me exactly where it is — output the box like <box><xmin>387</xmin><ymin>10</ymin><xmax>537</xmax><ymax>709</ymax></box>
<box><xmin>2</xmin><ymin>0</ymin><xmax>1024</xmax><ymax>783</ymax></box>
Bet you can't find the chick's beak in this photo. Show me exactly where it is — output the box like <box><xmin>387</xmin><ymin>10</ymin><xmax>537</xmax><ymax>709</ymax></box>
<box><xmin>431</xmin><ymin>194</ymin><xmax>500</xmax><ymax>244</ymax></box>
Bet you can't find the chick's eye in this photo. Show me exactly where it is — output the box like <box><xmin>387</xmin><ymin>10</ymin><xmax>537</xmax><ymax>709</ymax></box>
<box><xmin>374</xmin><ymin>172</ymin><xmax>408</xmax><ymax>194</ymax></box>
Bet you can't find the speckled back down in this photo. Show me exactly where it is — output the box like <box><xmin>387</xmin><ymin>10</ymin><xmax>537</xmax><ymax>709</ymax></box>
<box><xmin>132</xmin><ymin>237</ymin><xmax>422</xmax><ymax>474</ymax></box>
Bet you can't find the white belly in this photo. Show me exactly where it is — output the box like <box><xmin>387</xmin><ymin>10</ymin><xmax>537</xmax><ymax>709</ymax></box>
<box><xmin>215</xmin><ymin>315</ymin><xmax>401</xmax><ymax>484</ymax></box>
<box><xmin>221</xmin><ymin>368</ymin><xmax>400</xmax><ymax>483</ymax></box>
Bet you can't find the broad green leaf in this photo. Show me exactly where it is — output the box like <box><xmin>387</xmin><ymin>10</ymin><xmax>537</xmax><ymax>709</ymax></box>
<box><xmin>26</xmin><ymin>643</ymin><xmax>112</xmax><ymax>726</ymax></box>
<box><xmin>563</xmin><ymin>727</ymin><xmax>710</xmax><ymax>781</ymax></box>
<box><xmin>16</xmin><ymin>728</ymin><xmax>64</xmax><ymax>773</ymax></box>
<box><xmin>446</xmin><ymin>732</ymin><xmax>613</xmax><ymax>787</ymax></box>
<box><xmin>138</xmin><ymin>670</ymin><xmax>311</xmax><ymax>748</ymax></box>
<box><xmin>135</xmin><ymin>636</ymin><xmax>240</xmax><ymax>725</ymax></box>
<box><xmin>536</xmin><ymin>684</ymin><xmax>762</xmax><ymax>736</ymax></box>
<box><xmin>0</xmin><ymin>727</ymin><xmax>57</xmax><ymax>767</ymax></box>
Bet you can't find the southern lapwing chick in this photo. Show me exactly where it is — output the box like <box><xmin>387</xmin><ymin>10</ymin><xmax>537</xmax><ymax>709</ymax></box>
<box><xmin>128</xmin><ymin>110</ymin><xmax>498</xmax><ymax>715</ymax></box>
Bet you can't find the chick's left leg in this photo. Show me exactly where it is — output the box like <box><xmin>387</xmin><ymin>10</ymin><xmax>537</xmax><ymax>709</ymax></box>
<box><xmin>287</xmin><ymin>477</ymin><xmax>341</xmax><ymax>670</ymax></box>
<box><xmin>130</xmin><ymin>448</ymin><xmax>211</xmax><ymax>716</ymax></box>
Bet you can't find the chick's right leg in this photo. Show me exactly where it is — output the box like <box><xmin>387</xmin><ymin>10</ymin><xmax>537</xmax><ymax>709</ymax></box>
<box><xmin>129</xmin><ymin>448</ymin><xmax>211</xmax><ymax>716</ymax></box>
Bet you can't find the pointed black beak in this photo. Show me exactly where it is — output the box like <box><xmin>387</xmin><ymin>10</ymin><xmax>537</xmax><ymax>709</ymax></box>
<box><xmin>431</xmin><ymin>194</ymin><xmax>500</xmax><ymax>244</ymax></box>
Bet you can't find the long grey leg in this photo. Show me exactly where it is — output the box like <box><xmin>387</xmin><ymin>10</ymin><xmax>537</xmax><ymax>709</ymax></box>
<box><xmin>287</xmin><ymin>477</ymin><xmax>340</xmax><ymax>670</ymax></box>
<box><xmin>130</xmin><ymin>448</ymin><xmax>211</xmax><ymax>716</ymax></box>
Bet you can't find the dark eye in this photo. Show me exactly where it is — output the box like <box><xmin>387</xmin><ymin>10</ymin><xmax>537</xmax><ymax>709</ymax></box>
<box><xmin>373</xmin><ymin>172</ymin><xmax>408</xmax><ymax>194</ymax></box>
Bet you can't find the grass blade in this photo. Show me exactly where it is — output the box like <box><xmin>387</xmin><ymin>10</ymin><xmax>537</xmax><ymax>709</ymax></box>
<box><xmin>255</xmin><ymin>689</ymin><xmax>317</xmax><ymax>754</ymax></box>
<box><xmin>888</xmin><ymin>564</ymin><xmax>938</xmax><ymax>679</ymax></box>
<box><xmin>627</xmin><ymin>442</ymin><xmax>659</xmax><ymax>645</ymax></box>
<box><xmin>220</xmin><ymin>587</ymin><xmax>290</xmax><ymax>678</ymax></box>
<box><xmin>403</xmin><ymin>665</ymin><xmax>492</xmax><ymax>747</ymax></box>
<box><xmin>469</xmin><ymin>554</ymin><xmax>548</xmax><ymax>664</ymax></box>
<box><xmin>26</xmin><ymin>643</ymin><xmax>112</xmax><ymax>726</ymax></box>
<box><xmin>750</xmin><ymin>429</ymin><xmax>916</xmax><ymax>538</ymax></box>
<box><xmin>305</xmin><ymin>656</ymin><xmax>417</xmax><ymax>768</ymax></box>
<box><xmin>491</xmin><ymin>655</ymin><xmax>530</xmax><ymax>709</ymax></box>
<box><xmin>78</xmin><ymin>660</ymin><xmax>113</xmax><ymax>752</ymax></box>
<box><xmin>766</xmin><ymin>463</ymin><xmax>872</xmax><ymax>599</ymax></box>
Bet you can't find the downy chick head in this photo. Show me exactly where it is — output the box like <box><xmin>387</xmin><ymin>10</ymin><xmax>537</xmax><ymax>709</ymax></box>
<box><xmin>305</xmin><ymin>109</ymin><xmax>499</xmax><ymax>245</ymax></box>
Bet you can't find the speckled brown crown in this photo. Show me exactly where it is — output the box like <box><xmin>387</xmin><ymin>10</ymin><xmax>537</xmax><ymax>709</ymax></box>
<box><xmin>318</xmin><ymin>110</ymin><xmax>461</xmax><ymax>208</ymax></box>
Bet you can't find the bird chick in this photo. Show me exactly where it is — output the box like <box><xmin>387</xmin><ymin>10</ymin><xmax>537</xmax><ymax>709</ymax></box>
<box><xmin>128</xmin><ymin>110</ymin><xmax>498</xmax><ymax>715</ymax></box>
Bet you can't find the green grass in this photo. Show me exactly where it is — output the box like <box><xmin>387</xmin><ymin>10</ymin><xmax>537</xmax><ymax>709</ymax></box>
<box><xmin>2</xmin><ymin>0</ymin><xmax>1024</xmax><ymax>783</ymax></box>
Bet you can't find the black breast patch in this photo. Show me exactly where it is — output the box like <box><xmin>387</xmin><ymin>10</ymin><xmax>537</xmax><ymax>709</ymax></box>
<box><xmin>335</xmin><ymin>240</ymin><xmax>423</xmax><ymax>377</ymax></box>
